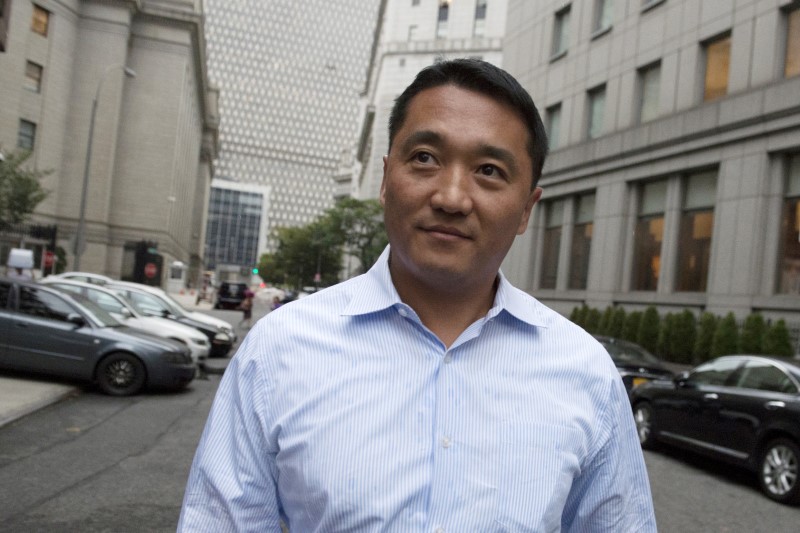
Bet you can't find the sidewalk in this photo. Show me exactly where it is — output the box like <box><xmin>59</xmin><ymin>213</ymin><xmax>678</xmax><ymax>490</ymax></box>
<box><xmin>0</xmin><ymin>291</ymin><xmax>221</xmax><ymax>429</ymax></box>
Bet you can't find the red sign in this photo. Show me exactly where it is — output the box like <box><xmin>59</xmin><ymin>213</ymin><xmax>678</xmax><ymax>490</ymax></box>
<box><xmin>43</xmin><ymin>251</ymin><xmax>55</xmax><ymax>268</ymax></box>
<box><xmin>144</xmin><ymin>262</ymin><xmax>158</xmax><ymax>279</ymax></box>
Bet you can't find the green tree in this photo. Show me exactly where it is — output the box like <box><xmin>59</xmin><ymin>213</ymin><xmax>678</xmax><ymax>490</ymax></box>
<box><xmin>608</xmin><ymin>307</ymin><xmax>626</xmax><ymax>338</ymax></box>
<box><xmin>584</xmin><ymin>307</ymin><xmax>602</xmax><ymax>333</ymax></box>
<box><xmin>657</xmin><ymin>313</ymin><xmax>674</xmax><ymax>360</ymax></box>
<box><xmin>0</xmin><ymin>150</ymin><xmax>49</xmax><ymax>230</ymax></box>
<box><xmin>319</xmin><ymin>197</ymin><xmax>387</xmax><ymax>274</ymax></box>
<box><xmin>693</xmin><ymin>312</ymin><xmax>717</xmax><ymax>363</ymax></box>
<box><xmin>622</xmin><ymin>311</ymin><xmax>643</xmax><ymax>342</ymax></box>
<box><xmin>739</xmin><ymin>313</ymin><xmax>765</xmax><ymax>354</ymax></box>
<box><xmin>598</xmin><ymin>306</ymin><xmax>614</xmax><ymax>335</ymax></box>
<box><xmin>637</xmin><ymin>306</ymin><xmax>661</xmax><ymax>354</ymax></box>
<box><xmin>258</xmin><ymin>221</ymin><xmax>342</xmax><ymax>289</ymax></box>
<box><xmin>670</xmin><ymin>310</ymin><xmax>697</xmax><ymax>364</ymax></box>
<box><xmin>569</xmin><ymin>306</ymin><xmax>580</xmax><ymax>324</ymax></box>
<box><xmin>763</xmin><ymin>319</ymin><xmax>794</xmax><ymax>357</ymax></box>
<box><xmin>711</xmin><ymin>312</ymin><xmax>739</xmax><ymax>357</ymax></box>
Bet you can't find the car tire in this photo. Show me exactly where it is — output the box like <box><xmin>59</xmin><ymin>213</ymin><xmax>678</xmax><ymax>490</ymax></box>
<box><xmin>758</xmin><ymin>438</ymin><xmax>800</xmax><ymax>505</ymax></box>
<box><xmin>96</xmin><ymin>352</ymin><xmax>147</xmax><ymax>396</ymax></box>
<box><xmin>633</xmin><ymin>402</ymin><xmax>657</xmax><ymax>449</ymax></box>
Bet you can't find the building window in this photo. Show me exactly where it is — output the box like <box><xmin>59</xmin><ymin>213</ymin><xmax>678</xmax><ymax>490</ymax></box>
<box><xmin>785</xmin><ymin>7</ymin><xmax>800</xmax><ymax>78</ymax></box>
<box><xmin>412</xmin><ymin>0</ymin><xmax>420</xmax><ymax>5</ymax></box>
<box><xmin>540</xmin><ymin>199</ymin><xmax>565</xmax><ymax>289</ymax></box>
<box><xmin>17</xmin><ymin>119</ymin><xmax>36</xmax><ymax>150</ymax></box>
<box><xmin>632</xmin><ymin>180</ymin><xmax>667</xmax><ymax>291</ymax></box>
<box><xmin>474</xmin><ymin>0</ymin><xmax>487</xmax><ymax>37</ymax></box>
<box><xmin>31</xmin><ymin>4</ymin><xmax>49</xmax><ymax>37</ymax></box>
<box><xmin>437</xmin><ymin>0</ymin><xmax>450</xmax><ymax>39</ymax></box>
<box><xmin>551</xmin><ymin>6</ymin><xmax>570</xmax><ymax>58</ymax></box>
<box><xmin>593</xmin><ymin>0</ymin><xmax>613</xmax><ymax>34</ymax></box>
<box><xmin>24</xmin><ymin>61</ymin><xmax>43</xmax><ymax>92</ymax></box>
<box><xmin>675</xmin><ymin>171</ymin><xmax>716</xmax><ymax>292</ymax></box>
<box><xmin>569</xmin><ymin>193</ymin><xmax>595</xmax><ymax>290</ymax></box>
<box><xmin>545</xmin><ymin>103</ymin><xmax>561</xmax><ymax>150</ymax></box>
<box><xmin>703</xmin><ymin>33</ymin><xmax>731</xmax><ymax>101</ymax></box>
<box><xmin>638</xmin><ymin>62</ymin><xmax>660</xmax><ymax>123</ymax></box>
<box><xmin>779</xmin><ymin>154</ymin><xmax>800</xmax><ymax>294</ymax></box>
<box><xmin>587</xmin><ymin>84</ymin><xmax>606</xmax><ymax>139</ymax></box>
<box><xmin>1</xmin><ymin>0</ymin><xmax>11</xmax><ymax>52</ymax></box>
<box><xmin>408</xmin><ymin>24</ymin><xmax>417</xmax><ymax>41</ymax></box>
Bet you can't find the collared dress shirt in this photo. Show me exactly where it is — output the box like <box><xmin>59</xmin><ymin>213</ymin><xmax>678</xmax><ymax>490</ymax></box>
<box><xmin>178</xmin><ymin>247</ymin><xmax>657</xmax><ymax>532</ymax></box>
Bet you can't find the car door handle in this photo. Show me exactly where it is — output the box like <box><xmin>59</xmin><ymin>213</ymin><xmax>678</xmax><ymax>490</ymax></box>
<box><xmin>703</xmin><ymin>393</ymin><xmax>719</xmax><ymax>401</ymax></box>
<box><xmin>765</xmin><ymin>401</ymin><xmax>785</xmax><ymax>410</ymax></box>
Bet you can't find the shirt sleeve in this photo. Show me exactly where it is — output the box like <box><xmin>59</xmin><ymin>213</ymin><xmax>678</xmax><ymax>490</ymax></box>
<box><xmin>561</xmin><ymin>375</ymin><xmax>658</xmax><ymax>532</ymax></box>
<box><xmin>177</xmin><ymin>331</ymin><xmax>282</xmax><ymax>532</ymax></box>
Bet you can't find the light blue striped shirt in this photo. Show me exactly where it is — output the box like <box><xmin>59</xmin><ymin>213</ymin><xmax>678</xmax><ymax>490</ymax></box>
<box><xmin>179</xmin><ymin>247</ymin><xmax>657</xmax><ymax>532</ymax></box>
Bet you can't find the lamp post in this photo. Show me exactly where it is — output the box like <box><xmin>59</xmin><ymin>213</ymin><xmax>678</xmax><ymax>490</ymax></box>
<box><xmin>73</xmin><ymin>64</ymin><xmax>136</xmax><ymax>271</ymax></box>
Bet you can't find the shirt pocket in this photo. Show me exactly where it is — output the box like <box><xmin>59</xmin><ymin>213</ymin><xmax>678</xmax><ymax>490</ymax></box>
<box><xmin>494</xmin><ymin>421</ymin><xmax>584</xmax><ymax>532</ymax></box>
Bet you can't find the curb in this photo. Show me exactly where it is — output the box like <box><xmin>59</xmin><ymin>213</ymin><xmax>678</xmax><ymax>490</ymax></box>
<box><xmin>0</xmin><ymin>377</ymin><xmax>79</xmax><ymax>428</ymax></box>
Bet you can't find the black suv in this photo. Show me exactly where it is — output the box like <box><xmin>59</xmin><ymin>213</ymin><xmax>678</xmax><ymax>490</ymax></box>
<box><xmin>215</xmin><ymin>282</ymin><xmax>249</xmax><ymax>310</ymax></box>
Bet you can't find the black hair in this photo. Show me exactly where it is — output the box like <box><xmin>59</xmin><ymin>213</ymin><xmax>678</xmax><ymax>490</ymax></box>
<box><xmin>388</xmin><ymin>58</ymin><xmax>548</xmax><ymax>188</ymax></box>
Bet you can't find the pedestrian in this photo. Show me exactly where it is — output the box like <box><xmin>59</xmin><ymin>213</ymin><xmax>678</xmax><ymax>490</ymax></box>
<box><xmin>237</xmin><ymin>289</ymin><xmax>254</xmax><ymax>330</ymax></box>
<box><xmin>270</xmin><ymin>295</ymin><xmax>282</xmax><ymax>311</ymax></box>
<box><xmin>179</xmin><ymin>58</ymin><xmax>657</xmax><ymax>531</ymax></box>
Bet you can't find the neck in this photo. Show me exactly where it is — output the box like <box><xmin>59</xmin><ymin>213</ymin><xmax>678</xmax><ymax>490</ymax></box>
<box><xmin>389</xmin><ymin>259</ymin><xmax>498</xmax><ymax>348</ymax></box>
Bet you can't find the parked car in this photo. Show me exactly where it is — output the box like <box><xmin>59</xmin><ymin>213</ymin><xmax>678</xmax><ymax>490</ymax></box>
<box><xmin>107</xmin><ymin>281</ymin><xmax>236</xmax><ymax>357</ymax></box>
<box><xmin>45</xmin><ymin>271</ymin><xmax>114</xmax><ymax>285</ymax></box>
<box><xmin>214</xmin><ymin>281</ymin><xmax>249</xmax><ymax>310</ymax></box>
<box><xmin>594</xmin><ymin>335</ymin><xmax>675</xmax><ymax>392</ymax></box>
<box><xmin>630</xmin><ymin>355</ymin><xmax>800</xmax><ymax>505</ymax></box>
<box><xmin>0</xmin><ymin>278</ymin><xmax>195</xmax><ymax>395</ymax></box>
<box><xmin>40</xmin><ymin>279</ymin><xmax>210</xmax><ymax>365</ymax></box>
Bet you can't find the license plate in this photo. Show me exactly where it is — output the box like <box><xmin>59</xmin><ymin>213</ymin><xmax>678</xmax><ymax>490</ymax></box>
<box><xmin>633</xmin><ymin>377</ymin><xmax>649</xmax><ymax>387</ymax></box>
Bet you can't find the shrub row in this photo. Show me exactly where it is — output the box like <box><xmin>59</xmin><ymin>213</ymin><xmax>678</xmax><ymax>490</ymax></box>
<box><xmin>569</xmin><ymin>304</ymin><xmax>796</xmax><ymax>364</ymax></box>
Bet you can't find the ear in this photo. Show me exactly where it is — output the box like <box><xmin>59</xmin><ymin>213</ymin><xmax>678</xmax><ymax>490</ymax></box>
<box><xmin>516</xmin><ymin>187</ymin><xmax>542</xmax><ymax>235</ymax></box>
<box><xmin>379</xmin><ymin>155</ymin><xmax>388</xmax><ymax>207</ymax></box>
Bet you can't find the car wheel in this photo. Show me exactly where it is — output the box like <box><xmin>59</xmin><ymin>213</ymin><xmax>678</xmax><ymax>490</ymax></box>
<box><xmin>96</xmin><ymin>352</ymin><xmax>146</xmax><ymax>396</ymax></box>
<box><xmin>759</xmin><ymin>438</ymin><xmax>800</xmax><ymax>505</ymax></box>
<box><xmin>633</xmin><ymin>402</ymin><xmax>657</xmax><ymax>449</ymax></box>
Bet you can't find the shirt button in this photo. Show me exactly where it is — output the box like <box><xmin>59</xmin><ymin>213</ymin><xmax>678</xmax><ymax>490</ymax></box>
<box><xmin>442</xmin><ymin>436</ymin><xmax>451</xmax><ymax>448</ymax></box>
<box><xmin>398</xmin><ymin>308</ymin><xmax>408</xmax><ymax>317</ymax></box>
<box><xmin>443</xmin><ymin>355</ymin><xmax>452</xmax><ymax>364</ymax></box>
<box><xmin>434</xmin><ymin>528</ymin><xmax>445</xmax><ymax>533</ymax></box>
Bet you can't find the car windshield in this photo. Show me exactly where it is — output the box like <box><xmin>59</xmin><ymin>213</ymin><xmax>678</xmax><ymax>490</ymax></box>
<box><xmin>65</xmin><ymin>292</ymin><xmax>122</xmax><ymax>327</ymax></box>
<box><xmin>157</xmin><ymin>292</ymin><xmax>189</xmax><ymax>317</ymax></box>
<box><xmin>601</xmin><ymin>339</ymin><xmax>661</xmax><ymax>364</ymax></box>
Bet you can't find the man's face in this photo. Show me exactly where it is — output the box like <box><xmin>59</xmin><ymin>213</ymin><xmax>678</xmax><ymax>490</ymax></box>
<box><xmin>380</xmin><ymin>84</ymin><xmax>542</xmax><ymax>292</ymax></box>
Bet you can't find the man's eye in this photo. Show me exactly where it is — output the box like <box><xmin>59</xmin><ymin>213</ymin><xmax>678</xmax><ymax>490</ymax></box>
<box><xmin>413</xmin><ymin>152</ymin><xmax>433</xmax><ymax>164</ymax></box>
<box><xmin>478</xmin><ymin>164</ymin><xmax>499</xmax><ymax>177</ymax></box>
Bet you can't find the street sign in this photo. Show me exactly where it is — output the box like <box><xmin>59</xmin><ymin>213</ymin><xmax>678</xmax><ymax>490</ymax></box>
<box><xmin>144</xmin><ymin>262</ymin><xmax>158</xmax><ymax>278</ymax></box>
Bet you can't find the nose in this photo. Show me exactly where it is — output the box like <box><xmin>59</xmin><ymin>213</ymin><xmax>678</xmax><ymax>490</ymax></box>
<box><xmin>430</xmin><ymin>166</ymin><xmax>473</xmax><ymax>215</ymax></box>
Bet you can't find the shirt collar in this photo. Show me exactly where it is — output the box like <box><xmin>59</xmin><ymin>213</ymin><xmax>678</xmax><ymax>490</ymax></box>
<box><xmin>342</xmin><ymin>245</ymin><xmax>548</xmax><ymax>329</ymax></box>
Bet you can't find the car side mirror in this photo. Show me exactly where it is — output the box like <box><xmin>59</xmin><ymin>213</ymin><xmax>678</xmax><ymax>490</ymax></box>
<box><xmin>67</xmin><ymin>313</ymin><xmax>86</xmax><ymax>327</ymax></box>
<box><xmin>161</xmin><ymin>309</ymin><xmax>171</xmax><ymax>318</ymax></box>
<box><xmin>674</xmin><ymin>371</ymin><xmax>691</xmax><ymax>387</ymax></box>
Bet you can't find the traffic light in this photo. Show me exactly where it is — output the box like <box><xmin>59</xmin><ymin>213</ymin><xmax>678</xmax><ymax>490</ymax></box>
<box><xmin>252</xmin><ymin>267</ymin><xmax>259</xmax><ymax>275</ymax></box>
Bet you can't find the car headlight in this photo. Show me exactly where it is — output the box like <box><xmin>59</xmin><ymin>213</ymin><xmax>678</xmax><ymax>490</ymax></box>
<box><xmin>214</xmin><ymin>332</ymin><xmax>231</xmax><ymax>342</ymax></box>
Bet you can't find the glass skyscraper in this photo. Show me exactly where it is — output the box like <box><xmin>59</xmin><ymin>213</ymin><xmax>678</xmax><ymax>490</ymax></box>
<box><xmin>203</xmin><ymin>0</ymin><xmax>380</xmax><ymax>266</ymax></box>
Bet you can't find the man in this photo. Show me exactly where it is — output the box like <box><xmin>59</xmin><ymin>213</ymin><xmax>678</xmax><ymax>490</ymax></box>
<box><xmin>179</xmin><ymin>59</ymin><xmax>657</xmax><ymax>531</ymax></box>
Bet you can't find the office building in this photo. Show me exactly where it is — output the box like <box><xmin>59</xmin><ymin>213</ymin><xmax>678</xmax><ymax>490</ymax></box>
<box><xmin>0</xmin><ymin>0</ymin><xmax>218</xmax><ymax>285</ymax></box>
<box><xmin>500</xmin><ymin>0</ymin><xmax>800</xmax><ymax>329</ymax></box>
<box><xmin>203</xmin><ymin>0</ymin><xmax>380</xmax><ymax>264</ymax></box>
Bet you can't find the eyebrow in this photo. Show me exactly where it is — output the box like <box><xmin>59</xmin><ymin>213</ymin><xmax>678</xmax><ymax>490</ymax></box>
<box><xmin>475</xmin><ymin>144</ymin><xmax>519</xmax><ymax>177</ymax></box>
<box><xmin>397</xmin><ymin>130</ymin><xmax>443</xmax><ymax>155</ymax></box>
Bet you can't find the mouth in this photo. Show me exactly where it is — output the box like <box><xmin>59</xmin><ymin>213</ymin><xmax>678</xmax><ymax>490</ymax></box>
<box><xmin>423</xmin><ymin>225</ymin><xmax>471</xmax><ymax>241</ymax></box>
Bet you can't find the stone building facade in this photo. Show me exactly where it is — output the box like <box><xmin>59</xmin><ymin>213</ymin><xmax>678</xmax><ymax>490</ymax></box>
<box><xmin>500</xmin><ymin>0</ymin><xmax>800</xmax><ymax>329</ymax></box>
<box><xmin>0</xmin><ymin>0</ymin><xmax>218</xmax><ymax>285</ymax></box>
